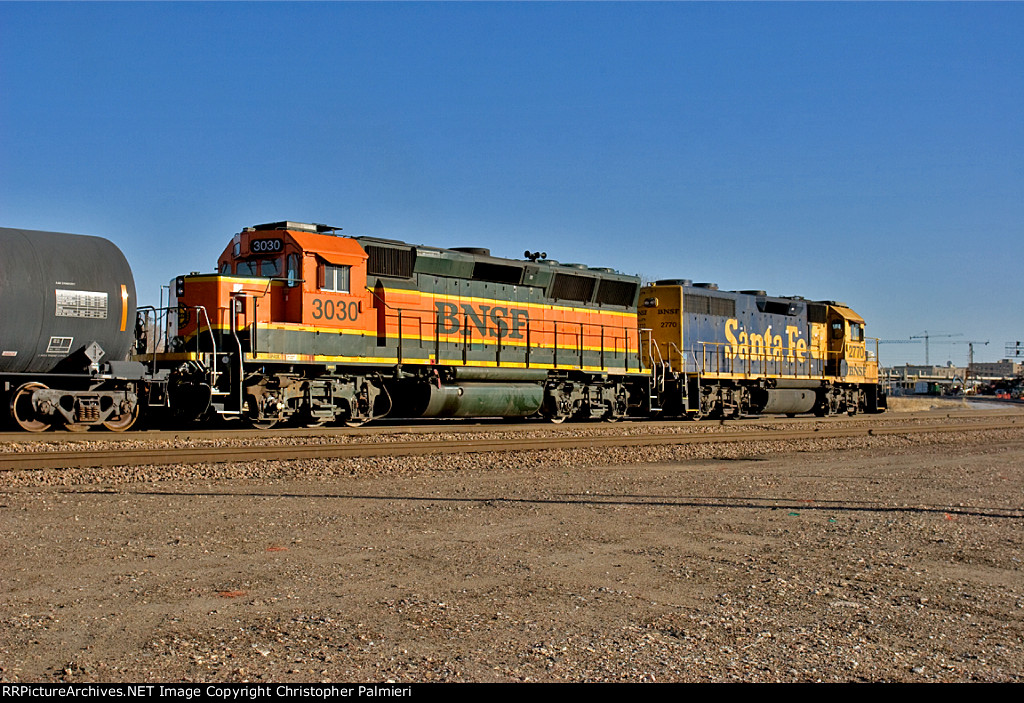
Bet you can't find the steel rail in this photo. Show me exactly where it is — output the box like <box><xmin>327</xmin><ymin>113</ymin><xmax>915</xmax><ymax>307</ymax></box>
<box><xmin>0</xmin><ymin>408</ymin><xmax>1019</xmax><ymax>444</ymax></box>
<box><xmin>1</xmin><ymin>419</ymin><xmax>1020</xmax><ymax>472</ymax></box>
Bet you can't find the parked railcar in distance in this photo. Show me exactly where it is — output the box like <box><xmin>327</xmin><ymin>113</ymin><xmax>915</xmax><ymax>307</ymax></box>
<box><xmin>150</xmin><ymin>221</ymin><xmax>648</xmax><ymax>427</ymax></box>
<box><xmin>638</xmin><ymin>280</ymin><xmax>885</xmax><ymax>418</ymax></box>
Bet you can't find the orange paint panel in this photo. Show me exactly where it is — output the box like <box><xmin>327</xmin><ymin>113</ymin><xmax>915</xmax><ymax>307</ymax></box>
<box><xmin>177</xmin><ymin>276</ymin><xmax>287</xmax><ymax>338</ymax></box>
<box><xmin>119</xmin><ymin>284</ymin><xmax>129</xmax><ymax>332</ymax></box>
<box><xmin>374</xmin><ymin>288</ymin><xmax>639</xmax><ymax>353</ymax></box>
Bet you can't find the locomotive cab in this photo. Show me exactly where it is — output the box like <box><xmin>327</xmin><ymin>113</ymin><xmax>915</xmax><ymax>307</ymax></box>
<box><xmin>216</xmin><ymin>222</ymin><xmax>371</xmax><ymax>335</ymax></box>
<box><xmin>822</xmin><ymin>303</ymin><xmax>871</xmax><ymax>383</ymax></box>
<box><xmin>157</xmin><ymin>222</ymin><xmax>379</xmax><ymax>426</ymax></box>
<box><xmin>170</xmin><ymin>222</ymin><xmax>374</xmax><ymax>357</ymax></box>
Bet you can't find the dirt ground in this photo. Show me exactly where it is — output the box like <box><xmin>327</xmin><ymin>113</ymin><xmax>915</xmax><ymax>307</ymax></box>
<box><xmin>1</xmin><ymin>425</ymin><xmax>1022</xmax><ymax>683</ymax></box>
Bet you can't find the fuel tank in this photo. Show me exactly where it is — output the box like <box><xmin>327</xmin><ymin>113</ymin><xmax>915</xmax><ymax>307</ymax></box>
<box><xmin>759</xmin><ymin>388</ymin><xmax>817</xmax><ymax>414</ymax></box>
<box><xmin>390</xmin><ymin>380</ymin><xmax>545</xmax><ymax>418</ymax></box>
<box><xmin>0</xmin><ymin>227</ymin><xmax>137</xmax><ymax>374</ymax></box>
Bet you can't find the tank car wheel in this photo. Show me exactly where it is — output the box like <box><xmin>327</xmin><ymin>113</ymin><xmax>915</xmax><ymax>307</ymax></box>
<box><xmin>103</xmin><ymin>404</ymin><xmax>140</xmax><ymax>432</ymax></box>
<box><xmin>343</xmin><ymin>417</ymin><xmax>371</xmax><ymax>428</ymax></box>
<box><xmin>10</xmin><ymin>383</ymin><xmax>50</xmax><ymax>433</ymax></box>
<box><xmin>547</xmin><ymin>413</ymin><xmax>568</xmax><ymax>424</ymax></box>
<box><xmin>63</xmin><ymin>423</ymin><xmax>92</xmax><ymax>433</ymax></box>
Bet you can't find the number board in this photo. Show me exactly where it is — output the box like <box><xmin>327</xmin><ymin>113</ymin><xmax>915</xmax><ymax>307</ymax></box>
<box><xmin>250</xmin><ymin>238</ymin><xmax>284</xmax><ymax>254</ymax></box>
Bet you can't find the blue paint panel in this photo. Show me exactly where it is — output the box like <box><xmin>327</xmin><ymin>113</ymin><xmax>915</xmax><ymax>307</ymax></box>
<box><xmin>681</xmin><ymin>289</ymin><xmax>822</xmax><ymax>377</ymax></box>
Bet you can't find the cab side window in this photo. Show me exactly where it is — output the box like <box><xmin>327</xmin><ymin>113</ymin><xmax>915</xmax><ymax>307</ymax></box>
<box><xmin>286</xmin><ymin>254</ymin><xmax>300</xmax><ymax>287</ymax></box>
<box><xmin>321</xmin><ymin>264</ymin><xmax>350</xmax><ymax>293</ymax></box>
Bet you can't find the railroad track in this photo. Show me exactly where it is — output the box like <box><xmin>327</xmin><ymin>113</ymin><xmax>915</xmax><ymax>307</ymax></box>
<box><xmin>0</xmin><ymin>406</ymin><xmax>1016</xmax><ymax>444</ymax></box>
<box><xmin>1</xmin><ymin>417</ymin><xmax>1020</xmax><ymax>472</ymax></box>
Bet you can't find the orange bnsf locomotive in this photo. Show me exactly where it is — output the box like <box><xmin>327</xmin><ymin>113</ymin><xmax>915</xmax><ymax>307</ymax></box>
<box><xmin>154</xmin><ymin>222</ymin><xmax>646</xmax><ymax>427</ymax></box>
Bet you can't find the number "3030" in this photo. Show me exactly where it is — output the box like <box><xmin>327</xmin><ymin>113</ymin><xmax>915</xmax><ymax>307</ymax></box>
<box><xmin>311</xmin><ymin>298</ymin><xmax>359</xmax><ymax>321</ymax></box>
<box><xmin>250</xmin><ymin>239</ymin><xmax>283</xmax><ymax>253</ymax></box>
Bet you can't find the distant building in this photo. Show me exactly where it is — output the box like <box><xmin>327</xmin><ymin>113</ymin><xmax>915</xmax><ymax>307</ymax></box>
<box><xmin>884</xmin><ymin>363</ymin><xmax>965</xmax><ymax>395</ymax></box>
<box><xmin>889</xmin><ymin>364</ymin><xmax>963</xmax><ymax>380</ymax></box>
<box><xmin>968</xmin><ymin>359</ymin><xmax>1023</xmax><ymax>379</ymax></box>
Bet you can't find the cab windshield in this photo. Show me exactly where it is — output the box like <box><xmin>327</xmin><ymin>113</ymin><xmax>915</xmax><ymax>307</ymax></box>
<box><xmin>235</xmin><ymin>257</ymin><xmax>282</xmax><ymax>278</ymax></box>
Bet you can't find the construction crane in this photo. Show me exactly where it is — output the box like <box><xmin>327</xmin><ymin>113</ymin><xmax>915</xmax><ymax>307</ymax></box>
<box><xmin>1007</xmin><ymin>341</ymin><xmax>1024</xmax><ymax>358</ymax></box>
<box><xmin>932</xmin><ymin>339</ymin><xmax>989</xmax><ymax>361</ymax></box>
<box><xmin>910</xmin><ymin>331</ymin><xmax>963</xmax><ymax>365</ymax></box>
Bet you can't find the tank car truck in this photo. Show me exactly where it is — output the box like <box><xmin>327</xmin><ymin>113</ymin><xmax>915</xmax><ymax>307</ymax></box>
<box><xmin>638</xmin><ymin>280</ymin><xmax>886</xmax><ymax>418</ymax></box>
<box><xmin>151</xmin><ymin>221</ymin><xmax>648</xmax><ymax>427</ymax></box>
<box><xmin>1</xmin><ymin>227</ymin><xmax>150</xmax><ymax>431</ymax></box>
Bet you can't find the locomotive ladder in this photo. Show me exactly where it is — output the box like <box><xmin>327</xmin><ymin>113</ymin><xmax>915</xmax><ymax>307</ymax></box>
<box><xmin>643</xmin><ymin>329</ymin><xmax>667</xmax><ymax>412</ymax></box>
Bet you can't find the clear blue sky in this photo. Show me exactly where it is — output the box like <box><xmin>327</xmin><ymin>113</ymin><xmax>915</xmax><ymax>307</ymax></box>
<box><xmin>2</xmin><ymin>2</ymin><xmax>1021</xmax><ymax>366</ymax></box>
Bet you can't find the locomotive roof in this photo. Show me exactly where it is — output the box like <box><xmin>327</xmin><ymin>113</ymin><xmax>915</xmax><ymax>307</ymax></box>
<box><xmin>241</xmin><ymin>221</ymin><xmax>636</xmax><ymax>281</ymax></box>
<box><xmin>646</xmin><ymin>279</ymin><xmax>864</xmax><ymax>320</ymax></box>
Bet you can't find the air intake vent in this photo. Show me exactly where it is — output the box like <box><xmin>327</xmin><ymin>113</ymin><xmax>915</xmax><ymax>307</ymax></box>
<box><xmin>550</xmin><ymin>273</ymin><xmax>596</xmax><ymax>303</ymax></box>
<box><xmin>808</xmin><ymin>304</ymin><xmax>827</xmax><ymax>324</ymax></box>
<box><xmin>757</xmin><ymin>300</ymin><xmax>793</xmax><ymax>315</ymax></box>
<box><xmin>685</xmin><ymin>294</ymin><xmax>735</xmax><ymax>317</ymax></box>
<box><xmin>366</xmin><ymin>245</ymin><xmax>415</xmax><ymax>278</ymax></box>
<box><xmin>473</xmin><ymin>262</ymin><xmax>522</xmax><ymax>285</ymax></box>
<box><xmin>595</xmin><ymin>279</ymin><xmax>637</xmax><ymax>307</ymax></box>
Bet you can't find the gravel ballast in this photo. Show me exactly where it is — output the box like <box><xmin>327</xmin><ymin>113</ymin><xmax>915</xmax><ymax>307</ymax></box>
<box><xmin>0</xmin><ymin>420</ymin><xmax>1022</xmax><ymax>682</ymax></box>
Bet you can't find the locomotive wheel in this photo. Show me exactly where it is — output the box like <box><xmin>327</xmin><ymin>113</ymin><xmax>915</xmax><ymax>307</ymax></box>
<box><xmin>103</xmin><ymin>403</ymin><xmax>140</xmax><ymax>432</ymax></box>
<box><xmin>302</xmin><ymin>408</ymin><xmax>334</xmax><ymax>428</ymax></box>
<box><xmin>10</xmin><ymin>383</ymin><xmax>50</xmax><ymax>433</ymax></box>
<box><xmin>245</xmin><ymin>397</ymin><xmax>279</xmax><ymax>430</ymax></box>
<box><xmin>602</xmin><ymin>405</ymin><xmax>623</xmax><ymax>422</ymax></box>
<box><xmin>248</xmin><ymin>417</ymin><xmax>279</xmax><ymax>430</ymax></box>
